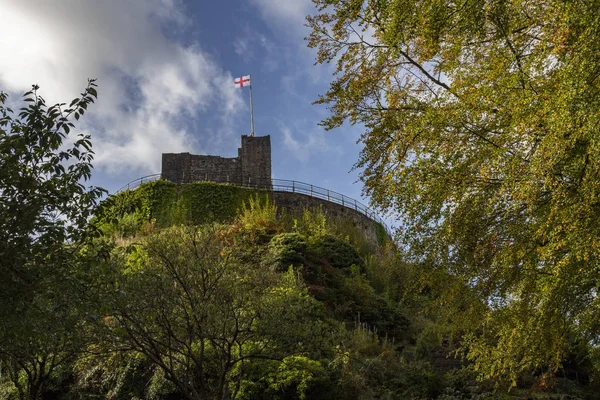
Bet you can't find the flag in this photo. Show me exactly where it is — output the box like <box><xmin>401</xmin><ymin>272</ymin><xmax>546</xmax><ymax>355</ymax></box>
<box><xmin>234</xmin><ymin>75</ymin><xmax>251</xmax><ymax>88</ymax></box>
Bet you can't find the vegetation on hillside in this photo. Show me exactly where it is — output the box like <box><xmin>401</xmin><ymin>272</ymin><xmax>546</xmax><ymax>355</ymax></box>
<box><xmin>0</xmin><ymin>81</ymin><xmax>105</xmax><ymax>400</ymax></box>
<box><xmin>4</xmin><ymin>182</ymin><xmax>598</xmax><ymax>398</ymax></box>
<box><xmin>94</xmin><ymin>180</ymin><xmax>270</xmax><ymax>237</ymax></box>
<box><xmin>5</xmin><ymin>10</ymin><xmax>600</xmax><ymax>394</ymax></box>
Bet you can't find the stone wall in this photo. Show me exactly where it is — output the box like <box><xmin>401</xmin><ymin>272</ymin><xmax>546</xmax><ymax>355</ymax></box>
<box><xmin>240</xmin><ymin>135</ymin><xmax>271</xmax><ymax>186</ymax></box>
<box><xmin>161</xmin><ymin>152</ymin><xmax>188</xmax><ymax>183</ymax></box>
<box><xmin>162</xmin><ymin>153</ymin><xmax>241</xmax><ymax>184</ymax></box>
<box><xmin>162</xmin><ymin>135</ymin><xmax>271</xmax><ymax>187</ymax></box>
<box><xmin>271</xmin><ymin>191</ymin><xmax>384</xmax><ymax>246</ymax></box>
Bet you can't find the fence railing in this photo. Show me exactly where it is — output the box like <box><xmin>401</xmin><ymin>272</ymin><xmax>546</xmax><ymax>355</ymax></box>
<box><xmin>115</xmin><ymin>174</ymin><xmax>162</xmax><ymax>193</ymax></box>
<box><xmin>114</xmin><ymin>175</ymin><xmax>390</xmax><ymax>235</ymax></box>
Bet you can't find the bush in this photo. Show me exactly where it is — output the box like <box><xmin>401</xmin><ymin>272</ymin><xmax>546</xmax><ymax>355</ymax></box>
<box><xmin>268</xmin><ymin>233</ymin><xmax>309</xmax><ymax>271</ymax></box>
<box><xmin>237</xmin><ymin>194</ymin><xmax>279</xmax><ymax>230</ymax></box>
<box><xmin>309</xmin><ymin>235</ymin><xmax>364</xmax><ymax>271</ymax></box>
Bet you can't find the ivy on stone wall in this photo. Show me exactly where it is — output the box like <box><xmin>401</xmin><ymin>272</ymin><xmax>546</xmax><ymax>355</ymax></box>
<box><xmin>93</xmin><ymin>180</ymin><xmax>268</xmax><ymax>237</ymax></box>
<box><xmin>176</xmin><ymin>182</ymin><xmax>268</xmax><ymax>225</ymax></box>
<box><xmin>374</xmin><ymin>223</ymin><xmax>388</xmax><ymax>247</ymax></box>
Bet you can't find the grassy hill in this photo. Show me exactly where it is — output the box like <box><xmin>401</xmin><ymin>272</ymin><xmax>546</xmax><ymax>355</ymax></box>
<box><xmin>1</xmin><ymin>184</ymin><xmax>597</xmax><ymax>399</ymax></box>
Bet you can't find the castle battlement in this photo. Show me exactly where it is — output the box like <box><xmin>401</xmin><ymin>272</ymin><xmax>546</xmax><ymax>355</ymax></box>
<box><xmin>162</xmin><ymin>135</ymin><xmax>271</xmax><ymax>187</ymax></box>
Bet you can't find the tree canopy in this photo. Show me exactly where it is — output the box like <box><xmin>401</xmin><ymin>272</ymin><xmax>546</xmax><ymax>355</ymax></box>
<box><xmin>308</xmin><ymin>0</ymin><xmax>600</xmax><ymax>383</ymax></box>
<box><xmin>0</xmin><ymin>81</ymin><xmax>105</xmax><ymax>399</ymax></box>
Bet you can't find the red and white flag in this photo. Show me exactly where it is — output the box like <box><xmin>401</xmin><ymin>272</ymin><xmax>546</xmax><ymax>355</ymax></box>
<box><xmin>234</xmin><ymin>75</ymin><xmax>251</xmax><ymax>88</ymax></box>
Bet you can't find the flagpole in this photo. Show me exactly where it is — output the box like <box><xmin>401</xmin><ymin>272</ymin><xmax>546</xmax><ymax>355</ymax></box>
<box><xmin>249</xmin><ymin>75</ymin><xmax>255</xmax><ymax>137</ymax></box>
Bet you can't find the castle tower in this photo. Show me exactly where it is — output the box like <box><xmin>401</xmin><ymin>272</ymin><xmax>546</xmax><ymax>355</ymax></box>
<box><xmin>238</xmin><ymin>135</ymin><xmax>271</xmax><ymax>187</ymax></box>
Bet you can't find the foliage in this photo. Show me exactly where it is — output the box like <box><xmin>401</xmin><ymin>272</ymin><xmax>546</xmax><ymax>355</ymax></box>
<box><xmin>4</xmin><ymin>78</ymin><xmax>600</xmax><ymax>399</ymax></box>
<box><xmin>310</xmin><ymin>234</ymin><xmax>364</xmax><ymax>271</ymax></box>
<box><xmin>308</xmin><ymin>0</ymin><xmax>600</xmax><ymax>383</ymax></box>
<box><xmin>343</xmin><ymin>266</ymin><xmax>410</xmax><ymax>339</ymax></box>
<box><xmin>91</xmin><ymin>225</ymin><xmax>332</xmax><ymax>400</ymax></box>
<box><xmin>70</xmin><ymin>350</ymin><xmax>180</xmax><ymax>400</ymax></box>
<box><xmin>94</xmin><ymin>180</ymin><xmax>270</xmax><ymax>237</ymax></box>
<box><xmin>0</xmin><ymin>82</ymin><xmax>104</xmax><ymax>399</ymax></box>
<box><xmin>72</xmin><ymin>352</ymin><xmax>153</xmax><ymax>399</ymax></box>
<box><xmin>373</xmin><ymin>222</ymin><xmax>388</xmax><ymax>247</ymax></box>
<box><xmin>288</xmin><ymin>207</ymin><xmax>329</xmax><ymax>237</ymax></box>
<box><xmin>268</xmin><ymin>233</ymin><xmax>309</xmax><ymax>271</ymax></box>
<box><xmin>265</xmin><ymin>356</ymin><xmax>325</xmax><ymax>400</ymax></box>
<box><xmin>235</xmin><ymin>194</ymin><xmax>281</xmax><ymax>243</ymax></box>
<box><xmin>0</xmin><ymin>81</ymin><xmax>104</xmax><ymax>278</ymax></box>
<box><xmin>329</xmin><ymin>323</ymin><xmax>443</xmax><ymax>400</ymax></box>
<box><xmin>6</xmin><ymin>185</ymin><xmax>599</xmax><ymax>398</ymax></box>
<box><xmin>237</xmin><ymin>193</ymin><xmax>278</xmax><ymax>229</ymax></box>
<box><xmin>286</xmin><ymin>205</ymin><xmax>388</xmax><ymax>256</ymax></box>
<box><xmin>179</xmin><ymin>183</ymin><xmax>269</xmax><ymax>226</ymax></box>
<box><xmin>266</xmin><ymin>231</ymin><xmax>409</xmax><ymax>341</ymax></box>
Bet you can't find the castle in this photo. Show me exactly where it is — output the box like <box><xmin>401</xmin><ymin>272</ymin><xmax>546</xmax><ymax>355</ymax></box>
<box><xmin>160</xmin><ymin>135</ymin><xmax>388</xmax><ymax>245</ymax></box>
<box><xmin>162</xmin><ymin>135</ymin><xmax>271</xmax><ymax>187</ymax></box>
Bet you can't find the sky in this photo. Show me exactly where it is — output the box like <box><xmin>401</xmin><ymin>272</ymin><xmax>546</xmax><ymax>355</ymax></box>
<box><xmin>0</xmin><ymin>0</ymin><xmax>390</xmax><ymax>224</ymax></box>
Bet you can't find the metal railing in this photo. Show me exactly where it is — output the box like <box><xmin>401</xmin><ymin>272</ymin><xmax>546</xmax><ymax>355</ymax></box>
<box><xmin>115</xmin><ymin>174</ymin><xmax>162</xmax><ymax>193</ymax></box>
<box><xmin>114</xmin><ymin>175</ymin><xmax>390</xmax><ymax>235</ymax></box>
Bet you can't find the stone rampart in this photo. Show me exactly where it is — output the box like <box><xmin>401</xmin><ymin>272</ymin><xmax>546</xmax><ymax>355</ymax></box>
<box><xmin>271</xmin><ymin>191</ymin><xmax>385</xmax><ymax>246</ymax></box>
<box><xmin>162</xmin><ymin>135</ymin><xmax>271</xmax><ymax>187</ymax></box>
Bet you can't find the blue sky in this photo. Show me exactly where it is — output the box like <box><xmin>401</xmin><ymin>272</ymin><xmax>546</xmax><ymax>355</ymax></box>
<box><xmin>0</xmin><ymin>0</ymin><xmax>388</xmax><ymax>223</ymax></box>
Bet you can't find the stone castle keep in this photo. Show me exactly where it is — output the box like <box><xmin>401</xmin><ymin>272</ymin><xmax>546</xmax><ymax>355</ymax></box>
<box><xmin>162</xmin><ymin>135</ymin><xmax>271</xmax><ymax>187</ymax></box>
<box><xmin>160</xmin><ymin>134</ymin><xmax>388</xmax><ymax>244</ymax></box>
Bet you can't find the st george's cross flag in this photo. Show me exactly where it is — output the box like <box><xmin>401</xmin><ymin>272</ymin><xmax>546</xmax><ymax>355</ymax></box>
<box><xmin>234</xmin><ymin>75</ymin><xmax>251</xmax><ymax>88</ymax></box>
<box><xmin>234</xmin><ymin>74</ymin><xmax>255</xmax><ymax>135</ymax></box>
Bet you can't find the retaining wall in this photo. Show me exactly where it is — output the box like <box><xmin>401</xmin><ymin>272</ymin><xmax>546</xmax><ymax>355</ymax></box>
<box><xmin>271</xmin><ymin>191</ymin><xmax>385</xmax><ymax>246</ymax></box>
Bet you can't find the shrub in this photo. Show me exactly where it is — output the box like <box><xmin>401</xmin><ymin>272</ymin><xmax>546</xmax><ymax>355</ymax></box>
<box><xmin>268</xmin><ymin>233</ymin><xmax>309</xmax><ymax>271</ymax></box>
<box><xmin>309</xmin><ymin>235</ymin><xmax>364</xmax><ymax>271</ymax></box>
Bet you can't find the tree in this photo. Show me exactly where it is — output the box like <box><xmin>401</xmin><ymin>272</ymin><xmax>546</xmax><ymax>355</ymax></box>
<box><xmin>308</xmin><ymin>0</ymin><xmax>600</xmax><ymax>385</ymax></box>
<box><xmin>0</xmin><ymin>81</ymin><xmax>105</xmax><ymax>399</ymax></box>
<box><xmin>96</xmin><ymin>225</ymin><xmax>332</xmax><ymax>400</ymax></box>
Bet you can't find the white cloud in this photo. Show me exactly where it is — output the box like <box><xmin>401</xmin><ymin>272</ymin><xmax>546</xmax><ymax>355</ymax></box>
<box><xmin>0</xmin><ymin>0</ymin><xmax>243</xmax><ymax>174</ymax></box>
<box><xmin>234</xmin><ymin>38</ymin><xmax>251</xmax><ymax>59</ymax></box>
<box><xmin>281</xmin><ymin>123</ymin><xmax>332</xmax><ymax>162</ymax></box>
<box><xmin>233</xmin><ymin>28</ymin><xmax>280</xmax><ymax>72</ymax></box>
<box><xmin>249</xmin><ymin>0</ymin><xmax>313</xmax><ymax>37</ymax></box>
